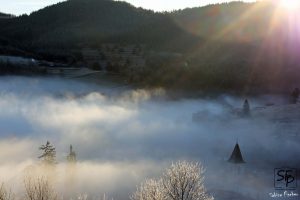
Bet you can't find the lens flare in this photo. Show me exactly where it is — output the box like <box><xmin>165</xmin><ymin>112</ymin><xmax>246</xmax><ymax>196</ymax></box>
<box><xmin>279</xmin><ymin>0</ymin><xmax>300</xmax><ymax>11</ymax></box>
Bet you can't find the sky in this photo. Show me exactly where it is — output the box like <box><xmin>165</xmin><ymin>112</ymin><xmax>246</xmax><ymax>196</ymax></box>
<box><xmin>0</xmin><ymin>0</ymin><xmax>256</xmax><ymax>16</ymax></box>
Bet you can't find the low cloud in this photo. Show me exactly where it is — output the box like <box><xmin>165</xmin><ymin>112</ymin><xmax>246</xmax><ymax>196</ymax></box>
<box><xmin>0</xmin><ymin>76</ymin><xmax>299</xmax><ymax>199</ymax></box>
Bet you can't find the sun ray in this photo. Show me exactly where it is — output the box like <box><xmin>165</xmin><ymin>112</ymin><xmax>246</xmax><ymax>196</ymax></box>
<box><xmin>279</xmin><ymin>0</ymin><xmax>300</xmax><ymax>12</ymax></box>
<box><xmin>210</xmin><ymin>2</ymin><xmax>265</xmax><ymax>41</ymax></box>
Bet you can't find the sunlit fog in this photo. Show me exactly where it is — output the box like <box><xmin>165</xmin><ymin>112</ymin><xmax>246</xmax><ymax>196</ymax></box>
<box><xmin>0</xmin><ymin>76</ymin><xmax>298</xmax><ymax>199</ymax></box>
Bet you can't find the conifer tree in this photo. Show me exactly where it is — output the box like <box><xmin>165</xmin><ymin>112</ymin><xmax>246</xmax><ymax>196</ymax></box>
<box><xmin>38</xmin><ymin>141</ymin><xmax>56</xmax><ymax>165</ymax></box>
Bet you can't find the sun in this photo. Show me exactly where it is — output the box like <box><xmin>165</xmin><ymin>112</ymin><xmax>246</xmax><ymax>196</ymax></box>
<box><xmin>278</xmin><ymin>0</ymin><xmax>300</xmax><ymax>11</ymax></box>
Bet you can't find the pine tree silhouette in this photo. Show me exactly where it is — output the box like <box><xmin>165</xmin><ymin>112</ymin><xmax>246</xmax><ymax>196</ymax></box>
<box><xmin>38</xmin><ymin>141</ymin><xmax>56</xmax><ymax>165</ymax></box>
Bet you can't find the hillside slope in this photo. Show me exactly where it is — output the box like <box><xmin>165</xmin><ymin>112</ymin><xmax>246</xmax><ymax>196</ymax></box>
<box><xmin>0</xmin><ymin>12</ymin><xmax>14</xmax><ymax>18</ymax></box>
<box><xmin>0</xmin><ymin>1</ymin><xmax>299</xmax><ymax>91</ymax></box>
<box><xmin>0</xmin><ymin>0</ymin><xmax>198</xmax><ymax>50</ymax></box>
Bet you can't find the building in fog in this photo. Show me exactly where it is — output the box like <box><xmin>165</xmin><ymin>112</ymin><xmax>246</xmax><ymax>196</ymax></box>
<box><xmin>228</xmin><ymin>143</ymin><xmax>245</xmax><ymax>164</ymax></box>
<box><xmin>67</xmin><ymin>145</ymin><xmax>76</xmax><ymax>163</ymax></box>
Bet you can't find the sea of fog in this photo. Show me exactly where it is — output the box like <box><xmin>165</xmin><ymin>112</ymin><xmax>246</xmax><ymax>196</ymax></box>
<box><xmin>0</xmin><ymin>76</ymin><xmax>299</xmax><ymax>200</ymax></box>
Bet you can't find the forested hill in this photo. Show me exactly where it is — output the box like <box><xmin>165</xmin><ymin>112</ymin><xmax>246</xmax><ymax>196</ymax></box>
<box><xmin>163</xmin><ymin>1</ymin><xmax>300</xmax><ymax>91</ymax></box>
<box><xmin>0</xmin><ymin>0</ymin><xmax>299</xmax><ymax>91</ymax></box>
<box><xmin>0</xmin><ymin>12</ymin><xmax>14</xmax><ymax>18</ymax></box>
<box><xmin>0</xmin><ymin>0</ymin><xmax>198</xmax><ymax>51</ymax></box>
<box><xmin>170</xmin><ymin>2</ymin><xmax>269</xmax><ymax>41</ymax></box>
<box><xmin>0</xmin><ymin>12</ymin><xmax>7</xmax><ymax>17</ymax></box>
<box><xmin>0</xmin><ymin>1</ymin><xmax>288</xmax><ymax>51</ymax></box>
<box><xmin>0</xmin><ymin>12</ymin><xmax>10</xmax><ymax>17</ymax></box>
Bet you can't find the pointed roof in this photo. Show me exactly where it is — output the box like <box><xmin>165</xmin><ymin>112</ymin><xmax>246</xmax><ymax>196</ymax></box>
<box><xmin>228</xmin><ymin>143</ymin><xmax>245</xmax><ymax>164</ymax></box>
<box><xmin>67</xmin><ymin>144</ymin><xmax>76</xmax><ymax>162</ymax></box>
<box><xmin>243</xmin><ymin>99</ymin><xmax>250</xmax><ymax>115</ymax></box>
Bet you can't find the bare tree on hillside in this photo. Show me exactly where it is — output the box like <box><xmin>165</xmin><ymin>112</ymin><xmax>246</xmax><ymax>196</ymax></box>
<box><xmin>24</xmin><ymin>177</ymin><xmax>57</xmax><ymax>200</ymax></box>
<box><xmin>132</xmin><ymin>161</ymin><xmax>213</xmax><ymax>200</ymax></box>
<box><xmin>163</xmin><ymin>161</ymin><xmax>213</xmax><ymax>200</ymax></box>
<box><xmin>131</xmin><ymin>178</ymin><xmax>166</xmax><ymax>200</ymax></box>
<box><xmin>0</xmin><ymin>184</ymin><xmax>15</xmax><ymax>200</ymax></box>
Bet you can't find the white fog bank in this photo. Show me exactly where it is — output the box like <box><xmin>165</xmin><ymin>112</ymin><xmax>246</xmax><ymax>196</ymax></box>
<box><xmin>0</xmin><ymin>76</ymin><xmax>299</xmax><ymax>200</ymax></box>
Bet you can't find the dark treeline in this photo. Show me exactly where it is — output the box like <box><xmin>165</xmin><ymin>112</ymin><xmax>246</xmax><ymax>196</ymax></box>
<box><xmin>0</xmin><ymin>0</ymin><xmax>198</xmax><ymax>51</ymax></box>
<box><xmin>0</xmin><ymin>12</ymin><xmax>15</xmax><ymax>18</ymax></box>
<box><xmin>0</xmin><ymin>61</ymin><xmax>47</xmax><ymax>75</ymax></box>
<box><xmin>0</xmin><ymin>0</ymin><xmax>299</xmax><ymax>92</ymax></box>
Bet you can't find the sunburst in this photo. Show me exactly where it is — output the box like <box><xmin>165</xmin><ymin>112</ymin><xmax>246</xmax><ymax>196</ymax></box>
<box><xmin>278</xmin><ymin>0</ymin><xmax>300</xmax><ymax>12</ymax></box>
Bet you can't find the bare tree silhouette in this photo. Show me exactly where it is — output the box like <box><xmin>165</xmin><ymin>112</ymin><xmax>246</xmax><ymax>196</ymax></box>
<box><xmin>0</xmin><ymin>184</ymin><xmax>15</xmax><ymax>200</ymax></box>
<box><xmin>24</xmin><ymin>177</ymin><xmax>57</xmax><ymax>200</ymax></box>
